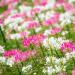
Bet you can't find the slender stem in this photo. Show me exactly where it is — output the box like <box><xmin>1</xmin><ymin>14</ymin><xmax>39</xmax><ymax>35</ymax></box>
<box><xmin>0</xmin><ymin>63</ymin><xmax>5</xmax><ymax>75</ymax></box>
<box><xmin>0</xmin><ymin>26</ymin><xmax>7</xmax><ymax>48</ymax></box>
<box><xmin>15</xmin><ymin>39</ymin><xmax>20</xmax><ymax>49</ymax></box>
<box><xmin>16</xmin><ymin>64</ymin><xmax>22</xmax><ymax>75</ymax></box>
<box><xmin>54</xmin><ymin>48</ymin><xmax>60</xmax><ymax>58</ymax></box>
<box><xmin>39</xmin><ymin>43</ymin><xmax>45</xmax><ymax>57</ymax></box>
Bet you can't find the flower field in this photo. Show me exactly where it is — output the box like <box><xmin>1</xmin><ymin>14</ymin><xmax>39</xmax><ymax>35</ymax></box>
<box><xmin>0</xmin><ymin>0</ymin><xmax>75</xmax><ymax>75</ymax></box>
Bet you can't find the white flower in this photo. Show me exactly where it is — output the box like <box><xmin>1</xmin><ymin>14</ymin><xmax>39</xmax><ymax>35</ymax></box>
<box><xmin>47</xmin><ymin>0</ymin><xmax>55</xmax><ymax>8</ymax></box>
<box><xmin>44</xmin><ymin>30</ymin><xmax>50</xmax><ymax>36</ymax></box>
<box><xmin>51</xmin><ymin>56</ymin><xmax>57</xmax><ymax>61</ymax></box>
<box><xmin>61</xmin><ymin>31</ymin><xmax>68</xmax><ymax>35</ymax></box>
<box><xmin>42</xmin><ymin>68</ymin><xmax>47</xmax><ymax>73</ymax></box>
<box><xmin>42</xmin><ymin>38</ymin><xmax>50</xmax><ymax>48</ymax></box>
<box><xmin>45</xmin><ymin>4</ymin><xmax>53</xmax><ymax>9</ymax></box>
<box><xmin>49</xmin><ymin>37</ymin><xmax>60</xmax><ymax>49</ymax></box>
<box><xmin>69</xmin><ymin>0</ymin><xmax>75</xmax><ymax>3</ymax></box>
<box><xmin>46</xmin><ymin>57</ymin><xmax>50</xmax><ymax>63</ymax></box>
<box><xmin>21</xmin><ymin>22</ymin><xmax>29</xmax><ymax>28</ymax></box>
<box><xmin>19</xmin><ymin>5</ymin><xmax>32</xmax><ymax>13</ymax></box>
<box><xmin>59</xmin><ymin>12</ymin><xmax>72</xmax><ymax>26</ymax></box>
<box><xmin>0</xmin><ymin>46</ymin><xmax>4</xmax><ymax>53</ymax></box>
<box><xmin>43</xmin><ymin>37</ymin><xmax>68</xmax><ymax>49</ymax></box>
<box><xmin>45</xmin><ymin>11</ymin><xmax>54</xmax><ymax>20</ymax></box>
<box><xmin>47</xmin><ymin>67</ymin><xmax>55</xmax><ymax>75</ymax></box>
<box><xmin>65</xmin><ymin>53</ymin><xmax>72</xmax><ymax>60</ymax></box>
<box><xmin>9</xmin><ymin>33</ymin><xmax>21</xmax><ymax>39</ymax></box>
<box><xmin>22</xmin><ymin>65</ymin><xmax>32</xmax><ymax>73</ymax></box>
<box><xmin>6</xmin><ymin>57</ymin><xmax>14</xmax><ymax>67</ymax></box>
<box><xmin>38</xmin><ymin>13</ymin><xmax>45</xmax><ymax>21</ymax></box>
<box><xmin>55</xmin><ymin>65</ymin><xmax>61</xmax><ymax>72</ymax></box>
<box><xmin>4</xmin><ymin>16</ymin><xmax>23</xmax><ymax>25</ymax></box>
<box><xmin>8</xmin><ymin>22</ymin><xmax>18</xmax><ymax>29</ymax></box>
<box><xmin>0</xmin><ymin>56</ymin><xmax>6</xmax><ymax>63</ymax></box>
<box><xmin>35</xmin><ymin>27</ymin><xmax>42</xmax><ymax>33</ymax></box>
<box><xmin>10</xmin><ymin>10</ymin><xmax>18</xmax><ymax>14</ymax></box>
<box><xmin>62</xmin><ymin>58</ymin><xmax>67</xmax><ymax>64</ymax></box>
<box><xmin>43</xmin><ymin>37</ymin><xmax>60</xmax><ymax>49</ymax></box>
<box><xmin>71</xmin><ymin>51</ymin><xmax>75</xmax><ymax>57</ymax></box>
<box><xmin>55</xmin><ymin>59</ymin><xmax>60</xmax><ymax>64</ymax></box>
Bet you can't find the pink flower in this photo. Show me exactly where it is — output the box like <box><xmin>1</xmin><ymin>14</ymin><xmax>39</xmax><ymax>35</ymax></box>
<box><xmin>44</xmin><ymin>13</ymin><xmax>60</xmax><ymax>26</ymax></box>
<box><xmin>20</xmin><ymin>32</ymin><xmax>28</xmax><ymax>38</ymax></box>
<box><xmin>5</xmin><ymin>0</ymin><xmax>19</xmax><ymax>5</ymax></box>
<box><xmin>72</xmin><ymin>69</ymin><xmax>75</xmax><ymax>75</ymax></box>
<box><xmin>61</xmin><ymin>42</ymin><xmax>75</xmax><ymax>52</ymax></box>
<box><xmin>0</xmin><ymin>0</ymin><xmax>19</xmax><ymax>6</ymax></box>
<box><xmin>0</xmin><ymin>19</ymin><xmax>3</xmax><ymax>26</ymax></box>
<box><xmin>3</xmin><ymin>49</ymin><xmax>22</xmax><ymax>57</ymax></box>
<box><xmin>63</xmin><ymin>3</ymin><xmax>75</xmax><ymax>11</ymax></box>
<box><xmin>0</xmin><ymin>0</ymin><xmax>5</xmax><ymax>7</ymax></box>
<box><xmin>27</xmin><ymin>21</ymin><xmax>39</xmax><ymax>29</ymax></box>
<box><xmin>30</xmin><ymin>8</ymin><xmax>40</xmax><ymax>16</ymax></box>
<box><xmin>23</xmin><ymin>34</ymin><xmax>45</xmax><ymax>47</ymax></box>
<box><xmin>33</xmin><ymin>0</ymin><xmax>40</xmax><ymax>5</ymax></box>
<box><xmin>50</xmin><ymin>27</ymin><xmax>62</xmax><ymax>35</ymax></box>
<box><xmin>40</xmin><ymin>0</ymin><xmax>47</xmax><ymax>6</ymax></box>
<box><xmin>21</xmin><ymin>50</ymin><xmax>36</xmax><ymax>62</ymax></box>
<box><xmin>11</xmin><ymin>13</ymin><xmax>22</xmax><ymax>18</ymax></box>
<box><xmin>23</xmin><ymin>38</ymin><xmax>31</xmax><ymax>47</ymax></box>
<box><xmin>0</xmin><ymin>9</ymin><xmax>11</xmax><ymax>18</ymax></box>
<box><xmin>3</xmin><ymin>49</ymin><xmax>36</xmax><ymax>63</ymax></box>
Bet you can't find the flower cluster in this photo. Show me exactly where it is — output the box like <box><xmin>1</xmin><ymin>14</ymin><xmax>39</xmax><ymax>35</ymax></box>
<box><xmin>0</xmin><ymin>0</ymin><xmax>75</xmax><ymax>75</ymax></box>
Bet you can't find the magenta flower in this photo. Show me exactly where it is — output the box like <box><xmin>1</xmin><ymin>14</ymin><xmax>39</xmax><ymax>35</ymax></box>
<box><xmin>61</xmin><ymin>42</ymin><xmax>75</xmax><ymax>52</ymax></box>
<box><xmin>23</xmin><ymin>38</ymin><xmax>31</xmax><ymax>47</ymax></box>
<box><xmin>4</xmin><ymin>0</ymin><xmax>19</xmax><ymax>5</ymax></box>
<box><xmin>0</xmin><ymin>0</ymin><xmax>19</xmax><ymax>7</ymax></box>
<box><xmin>3</xmin><ymin>49</ymin><xmax>36</xmax><ymax>63</ymax></box>
<box><xmin>27</xmin><ymin>21</ymin><xmax>39</xmax><ymax>29</ymax></box>
<box><xmin>40</xmin><ymin>0</ymin><xmax>47</xmax><ymax>6</ymax></box>
<box><xmin>63</xmin><ymin>2</ymin><xmax>75</xmax><ymax>12</ymax></box>
<box><xmin>0</xmin><ymin>19</ymin><xmax>3</xmax><ymax>26</ymax></box>
<box><xmin>20</xmin><ymin>50</ymin><xmax>36</xmax><ymax>62</ymax></box>
<box><xmin>3</xmin><ymin>49</ymin><xmax>22</xmax><ymax>57</ymax></box>
<box><xmin>30</xmin><ymin>7</ymin><xmax>41</xmax><ymax>17</ymax></box>
<box><xmin>51</xmin><ymin>27</ymin><xmax>62</xmax><ymax>35</ymax></box>
<box><xmin>23</xmin><ymin>34</ymin><xmax>45</xmax><ymax>47</ymax></box>
<box><xmin>44</xmin><ymin>13</ymin><xmax>60</xmax><ymax>26</ymax></box>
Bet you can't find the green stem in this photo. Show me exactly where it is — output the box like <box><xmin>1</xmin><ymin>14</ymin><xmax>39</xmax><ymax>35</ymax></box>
<box><xmin>39</xmin><ymin>43</ymin><xmax>45</xmax><ymax>57</ymax></box>
<box><xmin>15</xmin><ymin>39</ymin><xmax>20</xmax><ymax>49</ymax></box>
<box><xmin>54</xmin><ymin>48</ymin><xmax>60</xmax><ymax>58</ymax></box>
<box><xmin>0</xmin><ymin>26</ymin><xmax>7</xmax><ymax>48</ymax></box>
<box><xmin>16</xmin><ymin>64</ymin><xmax>22</xmax><ymax>75</ymax></box>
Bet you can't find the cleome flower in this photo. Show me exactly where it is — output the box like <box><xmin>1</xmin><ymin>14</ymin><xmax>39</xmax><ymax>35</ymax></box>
<box><xmin>23</xmin><ymin>34</ymin><xmax>45</xmax><ymax>47</ymax></box>
<box><xmin>3</xmin><ymin>49</ymin><xmax>36</xmax><ymax>63</ymax></box>
<box><xmin>61</xmin><ymin>42</ymin><xmax>75</xmax><ymax>53</ymax></box>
